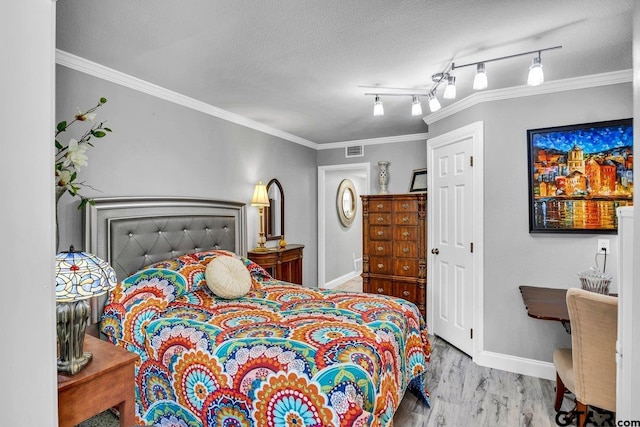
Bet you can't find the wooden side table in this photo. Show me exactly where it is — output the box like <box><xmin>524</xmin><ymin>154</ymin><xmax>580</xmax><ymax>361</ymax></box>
<box><xmin>248</xmin><ymin>244</ymin><xmax>304</xmax><ymax>284</ymax></box>
<box><xmin>57</xmin><ymin>334</ymin><xmax>139</xmax><ymax>427</ymax></box>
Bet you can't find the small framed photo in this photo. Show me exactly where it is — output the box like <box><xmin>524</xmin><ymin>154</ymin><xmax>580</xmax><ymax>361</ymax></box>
<box><xmin>409</xmin><ymin>168</ymin><xmax>427</xmax><ymax>192</ymax></box>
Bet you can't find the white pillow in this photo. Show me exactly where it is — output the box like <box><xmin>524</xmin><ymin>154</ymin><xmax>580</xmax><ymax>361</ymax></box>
<box><xmin>205</xmin><ymin>256</ymin><xmax>251</xmax><ymax>299</ymax></box>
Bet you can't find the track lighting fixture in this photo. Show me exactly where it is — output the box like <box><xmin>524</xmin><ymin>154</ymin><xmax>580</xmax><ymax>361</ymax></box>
<box><xmin>443</xmin><ymin>75</ymin><xmax>456</xmax><ymax>100</ymax></box>
<box><xmin>472</xmin><ymin>63</ymin><xmax>488</xmax><ymax>90</ymax></box>
<box><xmin>411</xmin><ymin>96</ymin><xmax>422</xmax><ymax>116</ymax></box>
<box><xmin>361</xmin><ymin>45</ymin><xmax>560</xmax><ymax>116</ymax></box>
<box><xmin>373</xmin><ymin>95</ymin><xmax>384</xmax><ymax>116</ymax></box>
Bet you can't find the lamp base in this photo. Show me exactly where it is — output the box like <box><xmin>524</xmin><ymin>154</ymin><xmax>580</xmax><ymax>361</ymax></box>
<box><xmin>252</xmin><ymin>246</ymin><xmax>269</xmax><ymax>253</ymax></box>
<box><xmin>56</xmin><ymin>299</ymin><xmax>93</xmax><ymax>375</ymax></box>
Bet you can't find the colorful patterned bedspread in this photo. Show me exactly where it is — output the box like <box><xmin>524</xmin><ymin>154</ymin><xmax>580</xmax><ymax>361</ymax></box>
<box><xmin>100</xmin><ymin>250</ymin><xmax>431</xmax><ymax>427</ymax></box>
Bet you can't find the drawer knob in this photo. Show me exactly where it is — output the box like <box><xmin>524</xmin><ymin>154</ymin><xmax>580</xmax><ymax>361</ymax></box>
<box><xmin>376</xmin><ymin>203</ymin><xmax>384</xmax><ymax>209</ymax></box>
<box><xmin>402</xmin><ymin>217</ymin><xmax>409</xmax><ymax>222</ymax></box>
<box><xmin>403</xmin><ymin>290</ymin><xmax>410</xmax><ymax>296</ymax></box>
<box><xmin>377</xmin><ymin>287</ymin><xmax>384</xmax><ymax>293</ymax></box>
<box><xmin>377</xmin><ymin>231</ymin><xmax>384</xmax><ymax>236</ymax></box>
<box><xmin>377</xmin><ymin>246</ymin><xmax>384</xmax><ymax>251</ymax></box>
<box><xmin>402</xmin><ymin>247</ymin><xmax>409</xmax><ymax>253</ymax></box>
<box><xmin>402</xmin><ymin>231</ymin><xmax>409</xmax><ymax>237</ymax></box>
<box><xmin>377</xmin><ymin>263</ymin><xmax>384</xmax><ymax>269</ymax></box>
<box><xmin>377</xmin><ymin>217</ymin><xmax>384</xmax><ymax>222</ymax></box>
<box><xmin>402</xmin><ymin>203</ymin><xmax>409</xmax><ymax>209</ymax></box>
<box><xmin>403</xmin><ymin>265</ymin><xmax>409</xmax><ymax>271</ymax></box>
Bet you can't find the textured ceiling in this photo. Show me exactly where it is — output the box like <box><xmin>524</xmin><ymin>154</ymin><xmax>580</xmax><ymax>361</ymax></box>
<box><xmin>56</xmin><ymin>0</ymin><xmax>632</xmax><ymax>144</ymax></box>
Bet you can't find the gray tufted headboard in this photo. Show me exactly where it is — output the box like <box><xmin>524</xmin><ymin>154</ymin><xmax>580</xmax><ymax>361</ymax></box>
<box><xmin>84</xmin><ymin>197</ymin><xmax>247</xmax><ymax>322</ymax></box>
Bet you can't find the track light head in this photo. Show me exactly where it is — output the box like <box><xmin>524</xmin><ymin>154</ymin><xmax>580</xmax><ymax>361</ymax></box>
<box><xmin>527</xmin><ymin>56</ymin><xmax>544</xmax><ymax>86</ymax></box>
<box><xmin>473</xmin><ymin>63</ymin><xmax>488</xmax><ymax>90</ymax></box>
<box><xmin>427</xmin><ymin>93</ymin><xmax>441</xmax><ymax>112</ymax></box>
<box><xmin>373</xmin><ymin>95</ymin><xmax>384</xmax><ymax>116</ymax></box>
<box><xmin>443</xmin><ymin>75</ymin><xmax>456</xmax><ymax>100</ymax></box>
<box><xmin>411</xmin><ymin>96</ymin><xmax>422</xmax><ymax>116</ymax></box>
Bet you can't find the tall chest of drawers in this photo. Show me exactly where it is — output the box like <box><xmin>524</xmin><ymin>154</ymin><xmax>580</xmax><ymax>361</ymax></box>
<box><xmin>361</xmin><ymin>193</ymin><xmax>426</xmax><ymax>318</ymax></box>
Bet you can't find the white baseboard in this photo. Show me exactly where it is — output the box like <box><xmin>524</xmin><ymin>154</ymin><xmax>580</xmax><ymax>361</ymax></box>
<box><xmin>474</xmin><ymin>350</ymin><xmax>556</xmax><ymax>381</ymax></box>
<box><xmin>322</xmin><ymin>270</ymin><xmax>362</xmax><ymax>290</ymax></box>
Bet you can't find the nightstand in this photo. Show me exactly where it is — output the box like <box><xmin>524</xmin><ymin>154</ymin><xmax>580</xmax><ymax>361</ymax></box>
<box><xmin>57</xmin><ymin>334</ymin><xmax>138</xmax><ymax>427</ymax></box>
<box><xmin>248</xmin><ymin>244</ymin><xmax>304</xmax><ymax>284</ymax></box>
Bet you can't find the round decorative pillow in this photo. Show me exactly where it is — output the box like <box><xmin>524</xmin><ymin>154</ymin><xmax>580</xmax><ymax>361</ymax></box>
<box><xmin>205</xmin><ymin>256</ymin><xmax>252</xmax><ymax>299</ymax></box>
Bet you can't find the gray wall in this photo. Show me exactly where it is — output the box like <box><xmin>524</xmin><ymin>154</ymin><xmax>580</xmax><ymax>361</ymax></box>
<box><xmin>427</xmin><ymin>82</ymin><xmax>632</xmax><ymax>361</ymax></box>
<box><xmin>323</xmin><ymin>170</ymin><xmax>366</xmax><ymax>283</ymax></box>
<box><xmin>56</xmin><ymin>66</ymin><xmax>318</xmax><ymax>286</ymax></box>
<box><xmin>317</xmin><ymin>140</ymin><xmax>427</xmax><ymax>195</ymax></box>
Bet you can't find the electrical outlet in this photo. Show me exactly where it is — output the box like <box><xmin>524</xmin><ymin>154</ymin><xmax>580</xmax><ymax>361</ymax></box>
<box><xmin>597</xmin><ymin>239</ymin><xmax>610</xmax><ymax>254</ymax></box>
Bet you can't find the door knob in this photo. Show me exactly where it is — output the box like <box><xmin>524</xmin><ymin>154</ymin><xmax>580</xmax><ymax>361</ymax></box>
<box><xmin>431</xmin><ymin>248</ymin><xmax>439</xmax><ymax>255</ymax></box>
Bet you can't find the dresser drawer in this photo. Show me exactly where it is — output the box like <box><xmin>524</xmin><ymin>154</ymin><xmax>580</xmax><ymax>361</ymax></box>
<box><xmin>394</xmin><ymin>226</ymin><xmax>418</xmax><ymax>241</ymax></box>
<box><xmin>370</xmin><ymin>200</ymin><xmax>392</xmax><ymax>212</ymax></box>
<box><xmin>368</xmin><ymin>278</ymin><xmax>392</xmax><ymax>296</ymax></box>
<box><xmin>393</xmin><ymin>200</ymin><xmax>418</xmax><ymax>213</ymax></box>
<box><xmin>394</xmin><ymin>259</ymin><xmax>419</xmax><ymax>276</ymax></box>
<box><xmin>392</xmin><ymin>282</ymin><xmax>418</xmax><ymax>304</ymax></box>
<box><xmin>393</xmin><ymin>242</ymin><xmax>418</xmax><ymax>258</ymax></box>
<box><xmin>369</xmin><ymin>241</ymin><xmax>392</xmax><ymax>256</ymax></box>
<box><xmin>370</xmin><ymin>226</ymin><xmax>392</xmax><ymax>240</ymax></box>
<box><xmin>370</xmin><ymin>213</ymin><xmax>392</xmax><ymax>225</ymax></box>
<box><xmin>393</xmin><ymin>213</ymin><xmax>418</xmax><ymax>226</ymax></box>
<box><xmin>370</xmin><ymin>257</ymin><xmax>393</xmax><ymax>275</ymax></box>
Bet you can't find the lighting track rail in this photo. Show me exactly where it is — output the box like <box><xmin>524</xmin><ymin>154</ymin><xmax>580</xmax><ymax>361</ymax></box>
<box><xmin>363</xmin><ymin>45</ymin><xmax>562</xmax><ymax>116</ymax></box>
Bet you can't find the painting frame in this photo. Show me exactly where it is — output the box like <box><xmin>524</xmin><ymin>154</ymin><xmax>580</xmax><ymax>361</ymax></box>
<box><xmin>409</xmin><ymin>168</ymin><xmax>428</xmax><ymax>193</ymax></box>
<box><xmin>527</xmin><ymin>118</ymin><xmax>633</xmax><ymax>234</ymax></box>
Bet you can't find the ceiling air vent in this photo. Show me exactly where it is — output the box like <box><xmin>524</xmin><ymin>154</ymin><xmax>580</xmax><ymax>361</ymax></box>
<box><xmin>345</xmin><ymin>145</ymin><xmax>364</xmax><ymax>158</ymax></box>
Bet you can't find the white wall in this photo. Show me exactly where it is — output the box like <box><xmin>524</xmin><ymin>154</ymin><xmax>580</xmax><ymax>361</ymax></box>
<box><xmin>56</xmin><ymin>66</ymin><xmax>319</xmax><ymax>286</ymax></box>
<box><xmin>428</xmin><ymin>83</ymin><xmax>632</xmax><ymax>363</ymax></box>
<box><xmin>0</xmin><ymin>2</ymin><xmax>58</xmax><ymax>425</ymax></box>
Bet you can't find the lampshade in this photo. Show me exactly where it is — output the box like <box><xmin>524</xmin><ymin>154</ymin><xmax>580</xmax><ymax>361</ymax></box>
<box><xmin>55</xmin><ymin>246</ymin><xmax>117</xmax><ymax>302</ymax></box>
<box><xmin>427</xmin><ymin>93</ymin><xmax>441</xmax><ymax>113</ymax></box>
<box><xmin>373</xmin><ymin>95</ymin><xmax>384</xmax><ymax>116</ymax></box>
<box><xmin>473</xmin><ymin>63</ymin><xmax>488</xmax><ymax>90</ymax></box>
<box><xmin>527</xmin><ymin>56</ymin><xmax>544</xmax><ymax>86</ymax></box>
<box><xmin>411</xmin><ymin>96</ymin><xmax>422</xmax><ymax>116</ymax></box>
<box><xmin>251</xmin><ymin>181</ymin><xmax>270</xmax><ymax>207</ymax></box>
<box><xmin>443</xmin><ymin>75</ymin><xmax>456</xmax><ymax>100</ymax></box>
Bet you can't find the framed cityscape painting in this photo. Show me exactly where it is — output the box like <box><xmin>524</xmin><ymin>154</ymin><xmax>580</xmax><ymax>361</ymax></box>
<box><xmin>527</xmin><ymin>118</ymin><xmax>633</xmax><ymax>233</ymax></box>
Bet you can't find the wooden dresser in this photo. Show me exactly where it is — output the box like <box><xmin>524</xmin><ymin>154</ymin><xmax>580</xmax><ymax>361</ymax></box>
<box><xmin>248</xmin><ymin>244</ymin><xmax>304</xmax><ymax>284</ymax></box>
<box><xmin>361</xmin><ymin>193</ymin><xmax>426</xmax><ymax>318</ymax></box>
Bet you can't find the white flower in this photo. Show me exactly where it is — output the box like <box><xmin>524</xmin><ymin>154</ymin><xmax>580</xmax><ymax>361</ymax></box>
<box><xmin>75</xmin><ymin>110</ymin><xmax>97</xmax><ymax>122</ymax></box>
<box><xmin>56</xmin><ymin>169</ymin><xmax>72</xmax><ymax>186</ymax></box>
<box><xmin>66</xmin><ymin>138</ymin><xmax>88</xmax><ymax>170</ymax></box>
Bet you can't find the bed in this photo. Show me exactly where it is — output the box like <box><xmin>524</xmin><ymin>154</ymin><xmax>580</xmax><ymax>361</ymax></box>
<box><xmin>85</xmin><ymin>197</ymin><xmax>431</xmax><ymax>427</ymax></box>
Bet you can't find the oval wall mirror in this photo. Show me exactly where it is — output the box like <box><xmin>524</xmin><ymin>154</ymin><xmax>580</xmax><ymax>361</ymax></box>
<box><xmin>337</xmin><ymin>179</ymin><xmax>357</xmax><ymax>227</ymax></box>
<box><xmin>265</xmin><ymin>178</ymin><xmax>284</xmax><ymax>241</ymax></box>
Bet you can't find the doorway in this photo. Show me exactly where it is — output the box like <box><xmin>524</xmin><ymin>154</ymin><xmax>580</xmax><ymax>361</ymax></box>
<box><xmin>317</xmin><ymin>163</ymin><xmax>370</xmax><ymax>288</ymax></box>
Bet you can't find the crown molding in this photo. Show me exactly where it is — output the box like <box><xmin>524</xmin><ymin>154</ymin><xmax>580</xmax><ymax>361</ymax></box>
<box><xmin>316</xmin><ymin>132</ymin><xmax>430</xmax><ymax>150</ymax></box>
<box><xmin>56</xmin><ymin>50</ymin><xmax>631</xmax><ymax>149</ymax></box>
<box><xmin>55</xmin><ymin>49</ymin><xmax>319</xmax><ymax>149</ymax></box>
<box><xmin>424</xmin><ymin>69</ymin><xmax>632</xmax><ymax>125</ymax></box>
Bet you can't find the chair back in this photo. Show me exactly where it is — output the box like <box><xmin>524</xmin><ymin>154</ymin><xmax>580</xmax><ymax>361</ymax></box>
<box><xmin>566</xmin><ymin>287</ymin><xmax>618</xmax><ymax>411</ymax></box>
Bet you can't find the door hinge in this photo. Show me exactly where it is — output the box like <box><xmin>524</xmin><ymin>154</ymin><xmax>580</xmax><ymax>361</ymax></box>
<box><xmin>470</xmin><ymin>156</ymin><xmax>474</xmax><ymax>167</ymax></box>
<box><xmin>470</xmin><ymin>242</ymin><xmax>474</xmax><ymax>253</ymax></box>
<box><xmin>470</xmin><ymin>328</ymin><xmax>473</xmax><ymax>339</ymax></box>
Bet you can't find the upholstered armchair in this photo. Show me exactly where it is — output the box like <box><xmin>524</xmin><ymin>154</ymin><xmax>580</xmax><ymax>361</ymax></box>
<box><xmin>553</xmin><ymin>287</ymin><xmax>618</xmax><ymax>426</ymax></box>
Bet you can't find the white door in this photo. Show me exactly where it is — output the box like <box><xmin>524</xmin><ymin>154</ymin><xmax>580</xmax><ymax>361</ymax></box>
<box><xmin>428</xmin><ymin>125</ymin><xmax>478</xmax><ymax>356</ymax></box>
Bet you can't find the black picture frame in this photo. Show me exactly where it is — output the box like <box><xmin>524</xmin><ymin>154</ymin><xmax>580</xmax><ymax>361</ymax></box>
<box><xmin>527</xmin><ymin>118</ymin><xmax>633</xmax><ymax>233</ymax></box>
<box><xmin>409</xmin><ymin>168</ymin><xmax>427</xmax><ymax>192</ymax></box>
